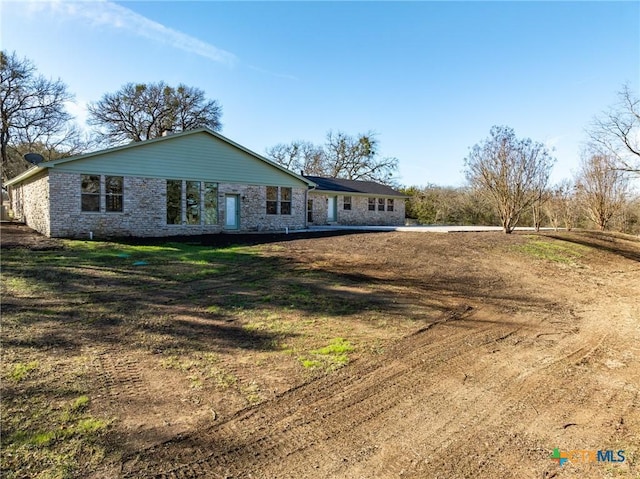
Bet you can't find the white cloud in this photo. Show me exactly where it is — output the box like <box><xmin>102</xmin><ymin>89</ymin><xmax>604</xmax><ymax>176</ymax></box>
<box><xmin>544</xmin><ymin>134</ymin><xmax>564</xmax><ymax>152</ymax></box>
<box><xmin>26</xmin><ymin>0</ymin><xmax>237</xmax><ymax>66</ymax></box>
<box><xmin>64</xmin><ymin>99</ymin><xmax>89</xmax><ymax>126</ymax></box>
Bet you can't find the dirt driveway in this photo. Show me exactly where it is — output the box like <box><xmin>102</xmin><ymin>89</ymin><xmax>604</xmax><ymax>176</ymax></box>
<box><xmin>2</xmin><ymin>226</ymin><xmax>639</xmax><ymax>478</ymax></box>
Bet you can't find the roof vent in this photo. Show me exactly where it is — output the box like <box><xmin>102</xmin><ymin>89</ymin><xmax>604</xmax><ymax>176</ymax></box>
<box><xmin>24</xmin><ymin>153</ymin><xmax>45</xmax><ymax>165</ymax></box>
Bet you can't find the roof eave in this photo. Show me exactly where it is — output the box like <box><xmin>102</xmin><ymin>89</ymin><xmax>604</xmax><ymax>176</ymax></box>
<box><xmin>5</xmin><ymin>165</ymin><xmax>48</xmax><ymax>186</ymax></box>
<box><xmin>310</xmin><ymin>188</ymin><xmax>408</xmax><ymax>198</ymax></box>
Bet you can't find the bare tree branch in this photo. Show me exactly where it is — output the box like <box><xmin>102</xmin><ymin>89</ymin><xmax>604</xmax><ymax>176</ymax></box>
<box><xmin>87</xmin><ymin>82</ymin><xmax>222</xmax><ymax>147</ymax></box>
<box><xmin>587</xmin><ymin>84</ymin><xmax>640</xmax><ymax>173</ymax></box>
<box><xmin>1</xmin><ymin>50</ymin><xmax>85</xmax><ymax>182</ymax></box>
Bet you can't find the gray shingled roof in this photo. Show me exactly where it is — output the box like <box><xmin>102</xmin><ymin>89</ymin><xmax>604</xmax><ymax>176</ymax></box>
<box><xmin>304</xmin><ymin>176</ymin><xmax>406</xmax><ymax>197</ymax></box>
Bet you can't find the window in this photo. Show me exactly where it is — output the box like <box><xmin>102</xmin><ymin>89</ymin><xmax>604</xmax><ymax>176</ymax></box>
<box><xmin>280</xmin><ymin>187</ymin><xmax>292</xmax><ymax>215</ymax></box>
<box><xmin>105</xmin><ymin>176</ymin><xmax>123</xmax><ymax>212</ymax></box>
<box><xmin>387</xmin><ymin>198</ymin><xmax>394</xmax><ymax>212</ymax></box>
<box><xmin>307</xmin><ymin>199</ymin><xmax>313</xmax><ymax>222</ymax></box>
<box><xmin>204</xmin><ymin>183</ymin><xmax>218</xmax><ymax>225</ymax></box>
<box><xmin>186</xmin><ymin>181</ymin><xmax>200</xmax><ymax>225</ymax></box>
<box><xmin>166</xmin><ymin>180</ymin><xmax>182</xmax><ymax>224</ymax></box>
<box><xmin>266</xmin><ymin>186</ymin><xmax>292</xmax><ymax>215</ymax></box>
<box><xmin>167</xmin><ymin>180</ymin><xmax>221</xmax><ymax>226</ymax></box>
<box><xmin>368</xmin><ymin>197</ymin><xmax>376</xmax><ymax>211</ymax></box>
<box><xmin>378</xmin><ymin>198</ymin><xmax>385</xmax><ymax>211</ymax></box>
<box><xmin>266</xmin><ymin>186</ymin><xmax>278</xmax><ymax>214</ymax></box>
<box><xmin>343</xmin><ymin>196</ymin><xmax>352</xmax><ymax>210</ymax></box>
<box><xmin>81</xmin><ymin>175</ymin><xmax>100</xmax><ymax>212</ymax></box>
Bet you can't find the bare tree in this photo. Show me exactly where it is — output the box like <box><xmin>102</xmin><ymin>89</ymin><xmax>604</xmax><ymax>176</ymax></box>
<box><xmin>587</xmin><ymin>84</ymin><xmax>640</xmax><ymax>173</ymax></box>
<box><xmin>464</xmin><ymin>126</ymin><xmax>555</xmax><ymax>233</ymax></box>
<box><xmin>575</xmin><ymin>152</ymin><xmax>629</xmax><ymax>230</ymax></box>
<box><xmin>531</xmin><ymin>189</ymin><xmax>551</xmax><ymax>232</ymax></box>
<box><xmin>0</xmin><ymin>51</ymin><xmax>83</xmax><ymax>181</ymax></box>
<box><xmin>87</xmin><ymin>82</ymin><xmax>222</xmax><ymax>146</ymax></box>
<box><xmin>265</xmin><ymin>140</ymin><xmax>323</xmax><ymax>174</ymax></box>
<box><xmin>323</xmin><ymin>131</ymin><xmax>398</xmax><ymax>183</ymax></box>
<box><xmin>267</xmin><ymin>131</ymin><xmax>399</xmax><ymax>185</ymax></box>
<box><xmin>545</xmin><ymin>180</ymin><xmax>577</xmax><ymax>231</ymax></box>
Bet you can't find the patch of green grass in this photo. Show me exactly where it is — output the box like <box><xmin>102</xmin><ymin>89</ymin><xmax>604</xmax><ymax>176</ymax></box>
<box><xmin>2</xmin><ymin>393</ymin><xmax>109</xmax><ymax>478</ymax></box>
<box><xmin>243</xmin><ymin>315</ymin><xmax>295</xmax><ymax>336</ymax></box>
<box><xmin>161</xmin><ymin>355</ymin><xmax>198</xmax><ymax>372</ymax></box>
<box><xmin>161</xmin><ymin>352</ymin><xmax>238</xmax><ymax>389</ymax></box>
<box><xmin>207</xmin><ymin>367</ymin><xmax>238</xmax><ymax>389</ymax></box>
<box><xmin>241</xmin><ymin>381</ymin><xmax>262</xmax><ymax>405</ymax></box>
<box><xmin>300</xmin><ymin>359</ymin><xmax>323</xmax><ymax>369</ymax></box>
<box><xmin>515</xmin><ymin>237</ymin><xmax>589</xmax><ymax>265</ymax></box>
<box><xmin>299</xmin><ymin>338</ymin><xmax>355</xmax><ymax>371</ymax></box>
<box><xmin>70</xmin><ymin>395</ymin><xmax>90</xmax><ymax>412</ymax></box>
<box><xmin>9</xmin><ymin>361</ymin><xmax>39</xmax><ymax>382</ymax></box>
<box><xmin>311</xmin><ymin>337</ymin><xmax>354</xmax><ymax>356</ymax></box>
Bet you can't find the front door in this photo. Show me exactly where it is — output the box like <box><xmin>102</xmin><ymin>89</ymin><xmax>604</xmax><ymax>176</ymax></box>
<box><xmin>327</xmin><ymin>196</ymin><xmax>337</xmax><ymax>222</ymax></box>
<box><xmin>225</xmin><ymin>194</ymin><xmax>239</xmax><ymax>229</ymax></box>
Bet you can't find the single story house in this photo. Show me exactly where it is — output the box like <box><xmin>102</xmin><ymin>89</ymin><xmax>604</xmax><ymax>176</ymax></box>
<box><xmin>5</xmin><ymin>128</ymin><xmax>407</xmax><ymax>238</ymax></box>
<box><xmin>306</xmin><ymin>176</ymin><xmax>406</xmax><ymax>226</ymax></box>
<box><xmin>6</xmin><ymin>128</ymin><xmax>314</xmax><ymax>238</ymax></box>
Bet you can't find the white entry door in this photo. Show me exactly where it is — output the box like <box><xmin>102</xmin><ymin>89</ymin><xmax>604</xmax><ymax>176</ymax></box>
<box><xmin>327</xmin><ymin>196</ymin><xmax>337</xmax><ymax>222</ymax></box>
<box><xmin>225</xmin><ymin>195</ymin><xmax>239</xmax><ymax>229</ymax></box>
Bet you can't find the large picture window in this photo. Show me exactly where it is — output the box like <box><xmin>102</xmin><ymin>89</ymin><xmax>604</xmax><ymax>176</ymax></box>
<box><xmin>186</xmin><ymin>181</ymin><xmax>201</xmax><ymax>225</ymax></box>
<box><xmin>105</xmin><ymin>176</ymin><xmax>123</xmax><ymax>212</ymax></box>
<box><xmin>81</xmin><ymin>175</ymin><xmax>100</xmax><ymax>212</ymax></box>
<box><xmin>204</xmin><ymin>183</ymin><xmax>218</xmax><ymax>225</ymax></box>
<box><xmin>166</xmin><ymin>180</ymin><xmax>182</xmax><ymax>224</ymax></box>
<box><xmin>167</xmin><ymin>180</ymin><xmax>220</xmax><ymax>226</ymax></box>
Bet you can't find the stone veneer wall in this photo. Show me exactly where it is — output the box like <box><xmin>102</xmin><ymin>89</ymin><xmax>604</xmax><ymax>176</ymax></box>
<box><xmin>47</xmin><ymin>171</ymin><xmax>307</xmax><ymax>238</ymax></box>
<box><xmin>10</xmin><ymin>171</ymin><xmax>51</xmax><ymax>236</ymax></box>
<box><xmin>308</xmin><ymin>194</ymin><xmax>328</xmax><ymax>225</ymax></box>
<box><xmin>308</xmin><ymin>193</ymin><xmax>405</xmax><ymax>226</ymax></box>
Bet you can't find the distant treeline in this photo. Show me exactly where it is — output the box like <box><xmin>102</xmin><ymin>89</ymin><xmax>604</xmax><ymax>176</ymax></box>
<box><xmin>401</xmin><ymin>185</ymin><xmax>640</xmax><ymax>234</ymax></box>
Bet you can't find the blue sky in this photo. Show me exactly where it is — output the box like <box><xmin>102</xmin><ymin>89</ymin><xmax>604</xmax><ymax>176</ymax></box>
<box><xmin>2</xmin><ymin>1</ymin><xmax>639</xmax><ymax>187</ymax></box>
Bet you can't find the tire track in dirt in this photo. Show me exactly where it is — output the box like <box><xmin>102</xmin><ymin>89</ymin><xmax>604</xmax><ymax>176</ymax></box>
<box><xmin>123</xmin><ymin>298</ymin><xmax>639</xmax><ymax>479</ymax></box>
<box><xmin>92</xmin><ymin>347</ymin><xmax>213</xmax><ymax>451</ymax></box>
<box><xmin>94</xmin><ymin>348</ymin><xmax>151</xmax><ymax>403</ymax></box>
<box><xmin>122</xmin><ymin>306</ymin><xmax>526</xmax><ymax>478</ymax></box>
